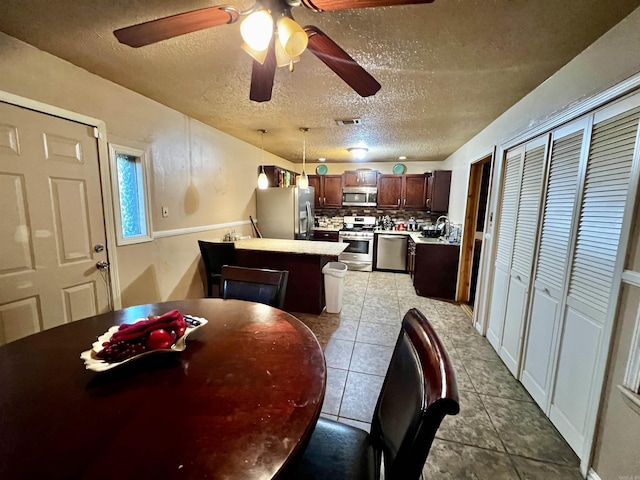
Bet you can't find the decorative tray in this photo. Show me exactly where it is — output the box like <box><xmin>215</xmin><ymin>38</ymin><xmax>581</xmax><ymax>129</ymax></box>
<box><xmin>80</xmin><ymin>315</ymin><xmax>207</xmax><ymax>372</ymax></box>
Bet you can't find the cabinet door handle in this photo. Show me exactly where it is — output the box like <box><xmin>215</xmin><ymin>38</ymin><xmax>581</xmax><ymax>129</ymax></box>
<box><xmin>397</xmin><ymin>198</ymin><xmax>400</xmax><ymax>206</ymax></box>
<box><xmin>403</xmin><ymin>199</ymin><xmax>406</xmax><ymax>206</ymax></box>
<box><xmin>543</xmin><ymin>287</ymin><xmax>550</xmax><ymax>295</ymax></box>
<box><xmin>323</xmin><ymin>197</ymin><xmax>326</xmax><ymax>205</ymax></box>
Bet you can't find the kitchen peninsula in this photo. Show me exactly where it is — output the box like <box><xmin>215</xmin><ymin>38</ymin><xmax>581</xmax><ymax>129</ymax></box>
<box><xmin>234</xmin><ymin>238</ymin><xmax>347</xmax><ymax>314</ymax></box>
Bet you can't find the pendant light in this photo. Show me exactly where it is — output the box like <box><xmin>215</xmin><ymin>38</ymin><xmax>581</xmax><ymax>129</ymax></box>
<box><xmin>298</xmin><ymin>127</ymin><xmax>309</xmax><ymax>189</ymax></box>
<box><xmin>257</xmin><ymin>129</ymin><xmax>269</xmax><ymax>189</ymax></box>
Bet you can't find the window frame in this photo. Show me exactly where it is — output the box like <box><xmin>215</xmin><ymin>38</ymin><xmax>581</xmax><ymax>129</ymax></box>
<box><xmin>108</xmin><ymin>143</ymin><xmax>153</xmax><ymax>246</ymax></box>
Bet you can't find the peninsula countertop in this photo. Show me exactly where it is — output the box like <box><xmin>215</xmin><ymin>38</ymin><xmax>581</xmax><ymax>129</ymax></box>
<box><xmin>235</xmin><ymin>238</ymin><xmax>347</xmax><ymax>256</ymax></box>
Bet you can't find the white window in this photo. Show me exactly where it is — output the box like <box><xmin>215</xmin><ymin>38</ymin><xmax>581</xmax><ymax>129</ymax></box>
<box><xmin>109</xmin><ymin>143</ymin><xmax>152</xmax><ymax>245</ymax></box>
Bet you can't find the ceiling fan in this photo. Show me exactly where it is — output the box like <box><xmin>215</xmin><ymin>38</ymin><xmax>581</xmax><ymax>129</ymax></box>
<box><xmin>114</xmin><ymin>0</ymin><xmax>435</xmax><ymax>102</ymax></box>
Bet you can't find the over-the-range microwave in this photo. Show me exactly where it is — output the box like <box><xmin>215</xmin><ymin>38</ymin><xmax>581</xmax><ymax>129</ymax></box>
<box><xmin>342</xmin><ymin>187</ymin><xmax>378</xmax><ymax>207</ymax></box>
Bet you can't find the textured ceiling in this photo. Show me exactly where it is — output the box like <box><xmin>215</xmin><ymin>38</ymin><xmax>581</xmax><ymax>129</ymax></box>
<box><xmin>1</xmin><ymin>0</ymin><xmax>639</xmax><ymax>163</ymax></box>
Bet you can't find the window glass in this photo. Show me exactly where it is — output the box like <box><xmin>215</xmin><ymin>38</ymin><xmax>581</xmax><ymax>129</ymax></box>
<box><xmin>109</xmin><ymin>144</ymin><xmax>152</xmax><ymax>245</ymax></box>
<box><xmin>116</xmin><ymin>153</ymin><xmax>146</xmax><ymax>238</ymax></box>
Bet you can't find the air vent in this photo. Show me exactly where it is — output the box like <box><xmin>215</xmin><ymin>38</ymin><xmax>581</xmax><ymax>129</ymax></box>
<box><xmin>335</xmin><ymin>118</ymin><xmax>362</xmax><ymax>126</ymax></box>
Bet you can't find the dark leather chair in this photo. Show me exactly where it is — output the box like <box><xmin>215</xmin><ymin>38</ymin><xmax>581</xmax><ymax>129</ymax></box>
<box><xmin>198</xmin><ymin>241</ymin><xmax>236</xmax><ymax>297</ymax></box>
<box><xmin>281</xmin><ymin>308</ymin><xmax>460</xmax><ymax>480</ymax></box>
<box><xmin>220</xmin><ymin>265</ymin><xmax>289</xmax><ymax>309</ymax></box>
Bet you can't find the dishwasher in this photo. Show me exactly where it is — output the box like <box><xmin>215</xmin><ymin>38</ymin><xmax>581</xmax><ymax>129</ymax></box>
<box><xmin>375</xmin><ymin>234</ymin><xmax>408</xmax><ymax>271</ymax></box>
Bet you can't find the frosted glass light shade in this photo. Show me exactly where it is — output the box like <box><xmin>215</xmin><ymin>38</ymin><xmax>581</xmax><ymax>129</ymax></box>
<box><xmin>277</xmin><ymin>17</ymin><xmax>308</xmax><ymax>57</ymax></box>
<box><xmin>241</xmin><ymin>11</ymin><xmax>273</xmax><ymax>51</ymax></box>
<box><xmin>257</xmin><ymin>171</ymin><xmax>269</xmax><ymax>189</ymax></box>
<box><xmin>275</xmin><ymin>39</ymin><xmax>300</xmax><ymax>68</ymax></box>
<box><xmin>298</xmin><ymin>171</ymin><xmax>309</xmax><ymax>189</ymax></box>
<box><xmin>242</xmin><ymin>42</ymin><xmax>269</xmax><ymax>64</ymax></box>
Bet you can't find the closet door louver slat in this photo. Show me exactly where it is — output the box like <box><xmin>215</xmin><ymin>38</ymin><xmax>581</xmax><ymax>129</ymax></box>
<box><xmin>511</xmin><ymin>146</ymin><xmax>545</xmax><ymax>278</ymax></box>
<box><xmin>534</xmin><ymin>130</ymin><xmax>583</xmax><ymax>294</ymax></box>
<box><xmin>567</xmin><ymin>107</ymin><xmax>640</xmax><ymax>320</ymax></box>
<box><xmin>495</xmin><ymin>151</ymin><xmax>522</xmax><ymax>267</ymax></box>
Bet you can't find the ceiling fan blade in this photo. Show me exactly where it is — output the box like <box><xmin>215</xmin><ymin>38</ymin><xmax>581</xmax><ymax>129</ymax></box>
<box><xmin>301</xmin><ymin>0</ymin><xmax>434</xmax><ymax>12</ymax></box>
<box><xmin>114</xmin><ymin>6</ymin><xmax>239</xmax><ymax>48</ymax></box>
<box><xmin>305</xmin><ymin>26</ymin><xmax>381</xmax><ymax>98</ymax></box>
<box><xmin>250</xmin><ymin>41</ymin><xmax>277</xmax><ymax>102</ymax></box>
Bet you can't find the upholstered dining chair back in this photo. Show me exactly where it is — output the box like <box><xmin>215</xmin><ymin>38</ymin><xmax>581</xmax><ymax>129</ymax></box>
<box><xmin>280</xmin><ymin>308</ymin><xmax>459</xmax><ymax>480</ymax></box>
<box><xmin>370</xmin><ymin>308</ymin><xmax>460</xmax><ymax>479</ymax></box>
<box><xmin>220</xmin><ymin>265</ymin><xmax>289</xmax><ymax>309</ymax></box>
<box><xmin>198</xmin><ymin>241</ymin><xmax>236</xmax><ymax>297</ymax></box>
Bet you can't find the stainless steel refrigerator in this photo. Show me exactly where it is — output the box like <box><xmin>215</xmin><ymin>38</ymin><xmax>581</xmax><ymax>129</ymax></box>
<box><xmin>256</xmin><ymin>187</ymin><xmax>315</xmax><ymax>240</ymax></box>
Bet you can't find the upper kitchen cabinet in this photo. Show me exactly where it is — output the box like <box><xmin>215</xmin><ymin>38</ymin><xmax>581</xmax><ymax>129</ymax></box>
<box><xmin>378</xmin><ymin>174</ymin><xmax>432</xmax><ymax>210</ymax></box>
<box><xmin>259</xmin><ymin>165</ymin><xmax>297</xmax><ymax>188</ymax></box>
<box><xmin>308</xmin><ymin>175</ymin><xmax>342</xmax><ymax>208</ymax></box>
<box><xmin>343</xmin><ymin>169</ymin><xmax>378</xmax><ymax>187</ymax></box>
<box><xmin>426</xmin><ymin>170</ymin><xmax>452</xmax><ymax>213</ymax></box>
<box><xmin>378</xmin><ymin>175</ymin><xmax>404</xmax><ymax>208</ymax></box>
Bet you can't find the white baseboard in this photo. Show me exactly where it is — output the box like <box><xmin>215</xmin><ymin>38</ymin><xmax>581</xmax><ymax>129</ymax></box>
<box><xmin>587</xmin><ymin>468</ymin><xmax>602</xmax><ymax>480</ymax></box>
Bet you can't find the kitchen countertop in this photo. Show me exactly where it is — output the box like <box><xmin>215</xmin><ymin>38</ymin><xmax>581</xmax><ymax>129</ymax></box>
<box><xmin>314</xmin><ymin>226</ymin><xmax>341</xmax><ymax>232</ymax></box>
<box><xmin>235</xmin><ymin>238</ymin><xmax>347</xmax><ymax>256</ymax></box>
<box><xmin>374</xmin><ymin>229</ymin><xmax>459</xmax><ymax>245</ymax></box>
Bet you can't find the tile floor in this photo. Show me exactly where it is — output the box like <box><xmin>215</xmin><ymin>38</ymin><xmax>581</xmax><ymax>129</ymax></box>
<box><xmin>294</xmin><ymin>271</ymin><xmax>583</xmax><ymax>479</ymax></box>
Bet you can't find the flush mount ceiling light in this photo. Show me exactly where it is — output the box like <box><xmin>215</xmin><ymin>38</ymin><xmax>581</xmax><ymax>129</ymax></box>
<box><xmin>318</xmin><ymin>157</ymin><xmax>326</xmax><ymax>162</ymax></box>
<box><xmin>113</xmin><ymin>0</ymin><xmax>440</xmax><ymax>103</ymax></box>
<box><xmin>257</xmin><ymin>129</ymin><xmax>269</xmax><ymax>189</ymax></box>
<box><xmin>347</xmin><ymin>147</ymin><xmax>368</xmax><ymax>160</ymax></box>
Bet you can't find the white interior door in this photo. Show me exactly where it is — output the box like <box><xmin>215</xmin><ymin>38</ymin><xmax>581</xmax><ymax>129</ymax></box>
<box><xmin>486</xmin><ymin>147</ymin><xmax>523</xmax><ymax>349</ymax></box>
<box><xmin>550</xmin><ymin>102</ymin><xmax>640</xmax><ymax>455</ymax></box>
<box><xmin>499</xmin><ymin>138</ymin><xmax>547</xmax><ymax>375</ymax></box>
<box><xmin>0</xmin><ymin>101</ymin><xmax>111</xmax><ymax>345</ymax></box>
<box><xmin>521</xmin><ymin>120</ymin><xmax>587</xmax><ymax>407</ymax></box>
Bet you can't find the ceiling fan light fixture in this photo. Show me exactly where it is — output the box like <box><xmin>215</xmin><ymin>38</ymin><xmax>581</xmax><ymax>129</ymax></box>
<box><xmin>275</xmin><ymin>39</ymin><xmax>300</xmax><ymax>68</ymax></box>
<box><xmin>241</xmin><ymin>42</ymin><xmax>269</xmax><ymax>64</ymax></box>
<box><xmin>277</xmin><ymin>17</ymin><xmax>308</xmax><ymax>57</ymax></box>
<box><xmin>347</xmin><ymin>147</ymin><xmax>368</xmax><ymax>160</ymax></box>
<box><xmin>240</xmin><ymin>10</ymin><xmax>273</xmax><ymax>51</ymax></box>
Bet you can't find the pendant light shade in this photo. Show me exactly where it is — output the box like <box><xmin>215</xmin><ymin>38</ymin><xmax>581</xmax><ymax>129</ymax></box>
<box><xmin>257</xmin><ymin>129</ymin><xmax>269</xmax><ymax>189</ymax></box>
<box><xmin>298</xmin><ymin>127</ymin><xmax>309</xmax><ymax>189</ymax></box>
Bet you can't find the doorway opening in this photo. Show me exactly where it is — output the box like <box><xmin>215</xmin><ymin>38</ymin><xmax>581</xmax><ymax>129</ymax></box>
<box><xmin>457</xmin><ymin>154</ymin><xmax>492</xmax><ymax>316</ymax></box>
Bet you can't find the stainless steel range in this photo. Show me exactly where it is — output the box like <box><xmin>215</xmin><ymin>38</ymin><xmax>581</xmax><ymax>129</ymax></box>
<box><xmin>339</xmin><ymin>216</ymin><xmax>376</xmax><ymax>271</ymax></box>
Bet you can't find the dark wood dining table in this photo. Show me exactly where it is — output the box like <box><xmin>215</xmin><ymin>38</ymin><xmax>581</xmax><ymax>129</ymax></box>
<box><xmin>0</xmin><ymin>298</ymin><xmax>326</xmax><ymax>479</ymax></box>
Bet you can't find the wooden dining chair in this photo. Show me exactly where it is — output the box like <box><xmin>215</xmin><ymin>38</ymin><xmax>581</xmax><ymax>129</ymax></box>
<box><xmin>280</xmin><ymin>308</ymin><xmax>460</xmax><ymax>480</ymax></box>
<box><xmin>220</xmin><ymin>265</ymin><xmax>289</xmax><ymax>309</ymax></box>
<box><xmin>198</xmin><ymin>241</ymin><xmax>236</xmax><ymax>297</ymax></box>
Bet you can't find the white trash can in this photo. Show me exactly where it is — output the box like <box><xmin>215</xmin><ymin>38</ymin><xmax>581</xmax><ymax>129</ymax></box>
<box><xmin>322</xmin><ymin>262</ymin><xmax>348</xmax><ymax>313</ymax></box>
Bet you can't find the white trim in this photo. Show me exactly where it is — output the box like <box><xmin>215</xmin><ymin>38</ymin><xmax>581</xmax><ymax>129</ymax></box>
<box><xmin>108</xmin><ymin>143</ymin><xmax>153</xmax><ymax>246</ymax></box>
<box><xmin>0</xmin><ymin>90</ymin><xmax>122</xmax><ymax>310</ymax></box>
<box><xmin>586</xmin><ymin>468</ymin><xmax>602</xmax><ymax>480</ymax></box>
<box><xmin>503</xmin><ymin>71</ymin><xmax>640</xmax><ymax>150</ymax></box>
<box><xmin>622</xmin><ymin>277</ymin><xmax>640</xmax><ymax>393</ymax></box>
<box><xmin>153</xmin><ymin>220</ymin><xmax>252</xmax><ymax>238</ymax></box>
<box><xmin>617</xmin><ymin>385</ymin><xmax>640</xmax><ymax>414</ymax></box>
<box><xmin>622</xmin><ymin>269</ymin><xmax>640</xmax><ymax>287</ymax></box>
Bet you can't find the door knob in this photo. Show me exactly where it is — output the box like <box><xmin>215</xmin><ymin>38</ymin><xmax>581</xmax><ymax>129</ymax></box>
<box><xmin>94</xmin><ymin>244</ymin><xmax>105</xmax><ymax>252</ymax></box>
<box><xmin>96</xmin><ymin>261</ymin><xmax>110</xmax><ymax>270</ymax></box>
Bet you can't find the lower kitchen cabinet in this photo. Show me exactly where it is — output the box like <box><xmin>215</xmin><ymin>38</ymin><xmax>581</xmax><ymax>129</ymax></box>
<box><xmin>312</xmin><ymin>230</ymin><xmax>339</xmax><ymax>241</ymax></box>
<box><xmin>413</xmin><ymin>243</ymin><xmax>460</xmax><ymax>300</ymax></box>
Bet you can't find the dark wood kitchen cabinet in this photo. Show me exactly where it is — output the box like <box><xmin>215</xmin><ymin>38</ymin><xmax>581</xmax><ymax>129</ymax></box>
<box><xmin>377</xmin><ymin>175</ymin><xmax>404</xmax><ymax>208</ymax></box>
<box><xmin>308</xmin><ymin>175</ymin><xmax>342</xmax><ymax>208</ymax></box>
<box><xmin>407</xmin><ymin>236</ymin><xmax>416</xmax><ymax>279</ymax></box>
<box><xmin>312</xmin><ymin>230</ymin><xmax>339</xmax><ymax>242</ymax></box>
<box><xmin>413</xmin><ymin>242</ymin><xmax>460</xmax><ymax>300</ymax></box>
<box><xmin>259</xmin><ymin>165</ymin><xmax>297</xmax><ymax>187</ymax></box>
<box><xmin>426</xmin><ymin>170</ymin><xmax>452</xmax><ymax>213</ymax></box>
<box><xmin>343</xmin><ymin>169</ymin><xmax>378</xmax><ymax>187</ymax></box>
<box><xmin>378</xmin><ymin>174</ymin><xmax>427</xmax><ymax>210</ymax></box>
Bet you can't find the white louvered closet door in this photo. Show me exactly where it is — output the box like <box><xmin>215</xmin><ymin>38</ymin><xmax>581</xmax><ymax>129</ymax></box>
<box><xmin>486</xmin><ymin>147</ymin><xmax>523</xmax><ymax>350</ymax></box>
<box><xmin>521</xmin><ymin>119</ymin><xmax>587</xmax><ymax>408</ymax></box>
<box><xmin>550</xmin><ymin>101</ymin><xmax>640</xmax><ymax>456</ymax></box>
<box><xmin>499</xmin><ymin>137</ymin><xmax>547</xmax><ymax>375</ymax></box>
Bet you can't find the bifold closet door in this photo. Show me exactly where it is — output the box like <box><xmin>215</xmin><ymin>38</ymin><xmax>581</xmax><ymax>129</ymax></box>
<box><xmin>499</xmin><ymin>137</ymin><xmax>547</xmax><ymax>375</ymax></box>
<box><xmin>520</xmin><ymin>119</ymin><xmax>588</xmax><ymax>408</ymax></box>
<box><xmin>486</xmin><ymin>147</ymin><xmax>523</xmax><ymax>350</ymax></box>
<box><xmin>549</xmin><ymin>101</ymin><xmax>640</xmax><ymax>455</ymax></box>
